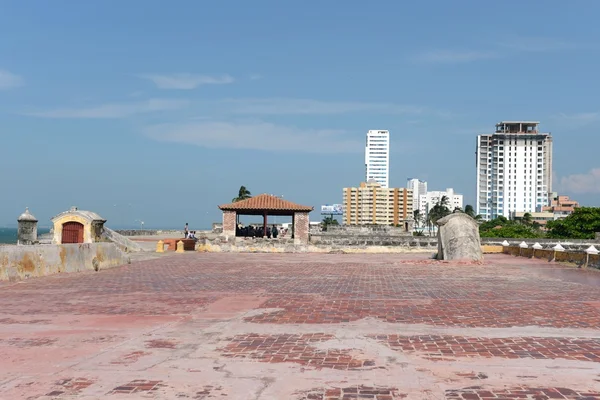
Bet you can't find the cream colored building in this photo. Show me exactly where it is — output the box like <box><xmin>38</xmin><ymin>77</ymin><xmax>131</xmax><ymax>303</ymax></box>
<box><xmin>342</xmin><ymin>181</ymin><xmax>413</xmax><ymax>228</ymax></box>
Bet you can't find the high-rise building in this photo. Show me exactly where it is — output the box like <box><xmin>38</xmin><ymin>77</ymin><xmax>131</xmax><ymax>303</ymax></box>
<box><xmin>407</xmin><ymin>178</ymin><xmax>427</xmax><ymax>212</ymax></box>
<box><xmin>419</xmin><ymin>188</ymin><xmax>463</xmax><ymax>217</ymax></box>
<box><xmin>476</xmin><ymin>121</ymin><xmax>553</xmax><ymax>221</ymax></box>
<box><xmin>342</xmin><ymin>181</ymin><xmax>413</xmax><ymax>227</ymax></box>
<box><xmin>365</xmin><ymin>130</ymin><xmax>390</xmax><ymax>188</ymax></box>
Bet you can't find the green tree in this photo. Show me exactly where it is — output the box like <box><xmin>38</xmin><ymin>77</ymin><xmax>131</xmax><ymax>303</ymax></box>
<box><xmin>479</xmin><ymin>216</ymin><xmax>543</xmax><ymax>239</ymax></box>
<box><xmin>463</xmin><ymin>204</ymin><xmax>483</xmax><ymax>221</ymax></box>
<box><xmin>232</xmin><ymin>186</ymin><xmax>252</xmax><ymax>224</ymax></box>
<box><xmin>426</xmin><ymin>196</ymin><xmax>451</xmax><ymax>236</ymax></box>
<box><xmin>232</xmin><ymin>186</ymin><xmax>252</xmax><ymax>203</ymax></box>
<box><xmin>546</xmin><ymin>207</ymin><xmax>600</xmax><ymax>239</ymax></box>
<box><xmin>321</xmin><ymin>216</ymin><xmax>339</xmax><ymax>231</ymax></box>
<box><xmin>413</xmin><ymin>209</ymin><xmax>423</xmax><ymax>229</ymax></box>
<box><xmin>464</xmin><ymin>204</ymin><xmax>476</xmax><ymax>218</ymax></box>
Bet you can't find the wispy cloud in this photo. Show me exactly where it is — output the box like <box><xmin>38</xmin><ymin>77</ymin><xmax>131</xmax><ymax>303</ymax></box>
<box><xmin>24</xmin><ymin>99</ymin><xmax>189</xmax><ymax>119</ymax></box>
<box><xmin>497</xmin><ymin>36</ymin><xmax>578</xmax><ymax>52</ymax></box>
<box><xmin>249</xmin><ymin>74</ymin><xmax>262</xmax><ymax>81</ymax></box>
<box><xmin>558</xmin><ymin>168</ymin><xmax>600</xmax><ymax>194</ymax></box>
<box><xmin>415</xmin><ymin>36</ymin><xmax>579</xmax><ymax>64</ymax></box>
<box><xmin>555</xmin><ymin>111</ymin><xmax>600</xmax><ymax>123</ymax></box>
<box><xmin>139</xmin><ymin>73</ymin><xmax>234</xmax><ymax>89</ymax></box>
<box><xmin>0</xmin><ymin>69</ymin><xmax>23</xmax><ymax>89</ymax></box>
<box><xmin>412</xmin><ymin>50</ymin><xmax>499</xmax><ymax>64</ymax></box>
<box><xmin>143</xmin><ymin>120</ymin><xmax>361</xmax><ymax>153</ymax></box>
<box><xmin>219</xmin><ymin>98</ymin><xmax>425</xmax><ymax>115</ymax></box>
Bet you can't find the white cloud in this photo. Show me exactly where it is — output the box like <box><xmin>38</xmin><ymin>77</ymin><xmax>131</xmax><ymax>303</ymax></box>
<box><xmin>559</xmin><ymin>168</ymin><xmax>600</xmax><ymax>194</ymax></box>
<box><xmin>143</xmin><ymin>120</ymin><xmax>362</xmax><ymax>153</ymax></box>
<box><xmin>249</xmin><ymin>74</ymin><xmax>262</xmax><ymax>80</ymax></box>
<box><xmin>412</xmin><ymin>50</ymin><xmax>499</xmax><ymax>64</ymax></box>
<box><xmin>24</xmin><ymin>99</ymin><xmax>189</xmax><ymax>119</ymax></box>
<box><xmin>414</xmin><ymin>36</ymin><xmax>578</xmax><ymax>65</ymax></box>
<box><xmin>497</xmin><ymin>36</ymin><xmax>578</xmax><ymax>52</ymax></box>
<box><xmin>555</xmin><ymin>111</ymin><xmax>600</xmax><ymax>124</ymax></box>
<box><xmin>139</xmin><ymin>73</ymin><xmax>234</xmax><ymax>89</ymax></box>
<box><xmin>219</xmin><ymin>98</ymin><xmax>425</xmax><ymax>115</ymax></box>
<box><xmin>0</xmin><ymin>69</ymin><xmax>23</xmax><ymax>89</ymax></box>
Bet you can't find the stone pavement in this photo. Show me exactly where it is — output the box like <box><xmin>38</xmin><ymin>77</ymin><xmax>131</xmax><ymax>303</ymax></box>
<box><xmin>0</xmin><ymin>253</ymin><xmax>599</xmax><ymax>399</ymax></box>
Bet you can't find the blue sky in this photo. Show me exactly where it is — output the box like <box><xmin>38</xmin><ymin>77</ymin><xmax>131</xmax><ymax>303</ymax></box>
<box><xmin>1</xmin><ymin>0</ymin><xmax>599</xmax><ymax>228</ymax></box>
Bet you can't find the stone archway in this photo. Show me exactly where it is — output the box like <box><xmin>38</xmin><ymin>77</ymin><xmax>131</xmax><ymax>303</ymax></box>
<box><xmin>61</xmin><ymin>221</ymin><xmax>84</xmax><ymax>244</ymax></box>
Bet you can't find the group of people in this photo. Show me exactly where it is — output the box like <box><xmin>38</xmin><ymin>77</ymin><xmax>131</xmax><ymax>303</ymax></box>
<box><xmin>183</xmin><ymin>223</ymin><xmax>197</xmax><ymax>240</ymax></box>
<box><xmin>236</xmin><ymin>224</ymin><xmax>286</xmax><ymax>239</ymax></box>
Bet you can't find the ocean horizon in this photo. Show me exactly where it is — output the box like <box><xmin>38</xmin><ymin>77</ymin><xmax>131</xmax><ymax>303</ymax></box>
<box><xmin>0</xmin><ymin>227</ymin><xmax>196</xmax><ymax>244</ymax></box>
<box><xmin>0</xmin><ymin>228</ymin><xmax>51</xmax><ymax>244</ymax></box>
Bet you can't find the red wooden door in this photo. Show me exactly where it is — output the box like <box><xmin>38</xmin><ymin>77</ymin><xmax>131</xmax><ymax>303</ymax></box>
<box><xmin>62</xmin><ymin>222</ymin><xmax>84</xmax><ymax>244</ymax></box>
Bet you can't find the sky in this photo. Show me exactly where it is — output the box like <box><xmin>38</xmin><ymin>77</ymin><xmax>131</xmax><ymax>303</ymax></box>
<box><xmin>1</xmin><ymin>0</ymin><xmax>600</xmax><ymax>229</ymax></box>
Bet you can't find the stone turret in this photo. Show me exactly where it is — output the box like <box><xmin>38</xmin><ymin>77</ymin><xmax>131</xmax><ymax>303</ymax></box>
<box><xmin>17</xmin><ymin>208</ymin><xmax>38</xmax><ymax>245</ymax></box>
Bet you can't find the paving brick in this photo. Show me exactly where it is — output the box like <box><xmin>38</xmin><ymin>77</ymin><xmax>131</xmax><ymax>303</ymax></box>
<box><xmin>371</xmin><ymin>335</ymin><xmax>600</xmax><ymax>363</ymax></box>
<box><xmin>0</xmin><ymin>253</ymin><xmax>599</xmax><ymax>399</ymax></box>
<box><xmin>220</xmin><ymin>334</ymin><xmax>375</xmax><ymax>370</ymax></box>
<box><xmin>445</xmin><ymin>387</ymin><xmax>600</xmax><ymax>400</ymax></box>
<box><xmin>295</xmin><ymin>386</ymin><xmax>405</xmax><ymax>400</ymax></box>
<box><xmin>245</xmin><ymin>297</ymin><xmax>600</xmax><ymax>328</ymax></box>
<box><xmin>108</xmin><ymin>379</ymin><xmax>163</xmax><ymax>394</ymax></box>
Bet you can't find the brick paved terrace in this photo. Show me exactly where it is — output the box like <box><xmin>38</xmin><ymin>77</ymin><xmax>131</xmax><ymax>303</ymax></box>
<box><xmin>0</xmin><ymin>253</ymin><xmax>599</xmax><ymax>399</ymax></box>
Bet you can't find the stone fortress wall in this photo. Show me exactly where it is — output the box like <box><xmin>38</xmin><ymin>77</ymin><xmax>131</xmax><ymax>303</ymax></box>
<box><xmin>0</xmin><ymin>243</ymin><xmax>129</xmax><ymax>282</ymax></box>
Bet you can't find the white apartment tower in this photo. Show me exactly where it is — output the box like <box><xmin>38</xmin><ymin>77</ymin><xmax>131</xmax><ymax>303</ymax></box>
<box><xmin>365</xmin><ymin>130</ymin><xmax>390</xmax><ymax>188</ymax></box>
<box><xmin>476</xmin><ymin>121</ymin><xmax>553</xmax><ymax>221</ymax></box>
<box><xmin>407</xmin><ymin>178</ymin><xmax>427</xmax><ymax>212</ymax></box>
<box><xmin>420</xmin><ymin>188</ymin><xmax>463</xmax><ymax>217</ymax></box>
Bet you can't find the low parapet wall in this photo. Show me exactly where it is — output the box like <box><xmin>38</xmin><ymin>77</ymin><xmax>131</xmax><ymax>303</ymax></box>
<box><xmin>502</xmin><ymin>245</ymin><xmax>600</xmax><ymax>268</ymax></box>
<box><xmin>0</xmin><ymin>243</ymin><xmax>130</xmax><ymax>282</ymax></box>
<box><xmin>323</xmin><ymin>225</ymin><xmax>411</xmax><ymax>236</ymax></box>
<box><xmin>114</xmin><ymin>229</ymin><xmax>181</xmax><ymax>236</ymax></box>
<box><xmin>197</xmin><ymin>236</ymin><xmax>432</xmax><ymax>253</ymax></box>
<box><xmin>481</xmin><ymin>238</ymin><xmax>599</xmax><ymax>251</ymax></box>
<box><xmin>310</xmin><ymin>234</ymin><xmax>437</xmax><ymax>248</ymax></box>
<box><xmin>196</xmin><ymin>233</ymin><xmax>599</xmax><ymax>254</ymax></box>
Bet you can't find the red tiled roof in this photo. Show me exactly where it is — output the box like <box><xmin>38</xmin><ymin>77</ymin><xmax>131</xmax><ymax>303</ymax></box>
<box><xmin>219</xmin><ymin>194</ymin><xmax>313</xmax><ymax>212</ymax></box>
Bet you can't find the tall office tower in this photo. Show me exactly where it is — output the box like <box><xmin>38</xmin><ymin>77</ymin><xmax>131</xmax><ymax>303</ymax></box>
<box><xmin>476</xmin><ymin>121</ymin><xmax>553</xmax><ymax>221</ymax></box>
<box><xmin>407</xmin><ymin>178</ymin><xmax>427</xmax><ymax>212</ymax></box>
<box><xmin>365</xmin><ymin>130</ymin><xmax>390</xmax><ymax>188</ymax></box>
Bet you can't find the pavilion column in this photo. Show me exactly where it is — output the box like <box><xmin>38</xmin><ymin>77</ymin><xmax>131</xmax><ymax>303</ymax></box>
<box><xmin>293</xmin><ymin>212</ymin><xmax>310</xmax><ymax>244</ymax></box>
<box><xmin>263</xmin><ymin>211</ymin><xmax>268</xmax><ymax>238</ymax></box>
<box><xmin>222</xmin><ymin>210</ymin><xmax>236</xmax><ymax>238</ymax></box>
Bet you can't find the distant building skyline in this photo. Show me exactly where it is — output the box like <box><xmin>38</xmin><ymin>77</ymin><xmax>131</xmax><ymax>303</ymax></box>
<box><xmin>476</xmin><ymin>121</ymin><xmax>553</xmax><ymax>221</ymax></box>
<box><xmin>342</xmin><ymin>181</ymin><xmax>412</xmax><ymax>227</ymax></box>
<box><xmin>365</xmin><ymin>130</ymin><xmax>390</xmax><ymax>189</ymax></box>
<box><xmin>419</xmin><ymin>188</ymin><xmax>463</xmax><ymax>218</ymax></box>
<box><xmin>407</xmin><ymin>178</ymin><xmax>428</xmax><ymax>213</ymax></box>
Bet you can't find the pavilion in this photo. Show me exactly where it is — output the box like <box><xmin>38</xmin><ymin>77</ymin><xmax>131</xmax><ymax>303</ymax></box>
<box><xmin>218</xmin><ymin>194</ymin><xmax>314</xmax><ymax>244</ymax></box>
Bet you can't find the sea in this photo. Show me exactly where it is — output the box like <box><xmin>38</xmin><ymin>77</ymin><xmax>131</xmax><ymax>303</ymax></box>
<box><xmin>0</xmin><ymin>228</ymin><xmax>51</xmax><ymax>244</ymax></box>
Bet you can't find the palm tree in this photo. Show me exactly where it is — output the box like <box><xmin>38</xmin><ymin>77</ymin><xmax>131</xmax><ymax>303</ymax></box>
<box><xmin>413</xmin><ymin>209</ymin><xmax>423</xmax><ymax>229</ymax></box>
<box><xmin>426</xmin><ymin>197</ymin><xmax>451</xmax><ymax>236</ymax></box>
<box><xmin>232</xmin><ymin>186</ymin><xmax>252</xmax><ymax>203</ymax></box>
<box><xmin>322</xmin><ymin>216</ymin><xmax>339</xmax><ymax>231</ymax></box>
<box><xmin>464</xmin><ymin>204</ymin><xmax>476</xmax><ymax>218</ymax></box>
<box><xmin>464</xmin><ymin>204</ymin><xmax>483</xmax><ymax>221</ymax></box>
<box><xmin>522</xmin><ymin>212</ymin><xmax>533</xmax><ymax>225</ymax></box>
<box><xmin>232</xmin><ymin>186</ymin><xmax>252</xmax><ymax>224</ymax></box>
<box><xmin>439</xmin><ymin>195</ymin><xmax>450</xmax><ymax>208</ymax></box>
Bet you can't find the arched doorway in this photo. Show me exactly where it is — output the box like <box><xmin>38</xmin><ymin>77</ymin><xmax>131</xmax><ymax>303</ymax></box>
<box><xmin>62</xmin><ymin>222</ymin><xmax>84</xmax><ymax>244</ymax></box>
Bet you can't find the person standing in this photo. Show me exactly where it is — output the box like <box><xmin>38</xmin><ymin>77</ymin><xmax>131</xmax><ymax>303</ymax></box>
<box><xmin>272</xmin><ymin>225</ymin><xmax>279</xmax><ymax>239</ymax></box>
<box><xmin>184</xmin><ymin>223</ymin><xmax>189</xmax><ymax>238</ymax></box>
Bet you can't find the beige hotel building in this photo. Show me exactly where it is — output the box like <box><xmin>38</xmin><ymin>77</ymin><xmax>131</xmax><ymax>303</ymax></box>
<box><xmin>342</xmin><ymin>181</ymin><xmax>413</xmax><ymax>228</ymax></box>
